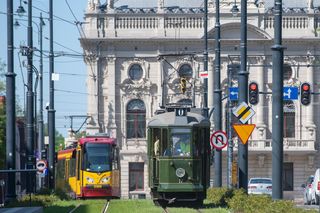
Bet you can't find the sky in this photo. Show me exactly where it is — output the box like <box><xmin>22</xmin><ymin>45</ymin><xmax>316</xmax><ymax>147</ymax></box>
<box><xmin>0</xmin><ymin>0</ymin><xmax>89</xmax><ymax>137</ymax></box>
<box><xmin>0</xmin><ymin>0</ymin><xmax>319</xmax><ymax>138</ymax></box>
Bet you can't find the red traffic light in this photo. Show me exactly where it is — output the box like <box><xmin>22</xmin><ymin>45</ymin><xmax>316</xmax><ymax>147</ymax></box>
<box><xmin>302</xmin><ymin>84</ymin><xmax>310</xmax><ymax>91</ymax></box>
<box><xmin>249</xmin><ymin>83</ymin><xmax>257</xmax><ymax>90</ymax></box>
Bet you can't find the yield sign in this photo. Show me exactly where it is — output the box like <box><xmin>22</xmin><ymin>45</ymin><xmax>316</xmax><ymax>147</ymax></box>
<box><xmin>233</xmin><ymin>124</ymin><xmax>256</xmax><ymax>145</ymax></box>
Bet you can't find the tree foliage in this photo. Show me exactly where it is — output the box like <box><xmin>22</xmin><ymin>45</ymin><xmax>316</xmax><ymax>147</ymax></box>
<box><xmin>0</xmin><ymin>59</ymin><xmax>5</xmax><ymax>168</ymax></box>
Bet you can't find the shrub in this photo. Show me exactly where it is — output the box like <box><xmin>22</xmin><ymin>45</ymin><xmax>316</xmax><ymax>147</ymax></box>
<box><xmin>207</xmin><ymin>187</ymin><xmax>234</xmax><ymax>206</ymax></box>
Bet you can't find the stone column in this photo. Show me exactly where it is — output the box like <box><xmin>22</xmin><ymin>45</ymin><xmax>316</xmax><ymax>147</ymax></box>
<box><xmin>86</xmin><ymin>58</ymin><xmax>100</xmax><ymax>134</ymax></box>
<box><xmin>305</xmin><ymin>56</ymin><xmax>316</xmax><ymax>141</ymax></box>
<box><xmin>255</xmin><ymin>57</ymin><xmax>267</xmax><ymax>142</ymax></box>
<box><xmin>105</xmin><ymin>57</ymin><xmax>117</xmax><ymax>138</ymax></box>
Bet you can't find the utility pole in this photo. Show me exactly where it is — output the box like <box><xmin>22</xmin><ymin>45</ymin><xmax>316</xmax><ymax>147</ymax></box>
<box><xmin>38</xmin><ymin>13</ymin><xmax>45</xmax><ymax>189</ymax></box>
<box><xmin>48</xmin><ymin>0</ymin><xmax>56</xmax><ymax>190</ymax></box>
<box><xmin>204</xmin><ymin>0</ymin><xmax>208</xmax><ymax>110</ymax></box>
<box><xmin>26</xmin><ymin>0</ymin><xmax>35</xmax><ymax>194</ymax></box>
<box><xmin>6</xmin><ymin>0</ymin><xmax>16</xmax><ymax>200</ymax></box>
<box><xmin>272</xmin><ymin>0</ymin><xmax>284</xmax><ymax>200</ymax></box>
<box><xmin>213</xmin><ymin>0</ymin><xmax>222</xmax><ymax>187</ymax></box>
<box><xmin>238</xmin><ymin>0</ymin><xmax>248</xmax><ymax>191</ymax></box>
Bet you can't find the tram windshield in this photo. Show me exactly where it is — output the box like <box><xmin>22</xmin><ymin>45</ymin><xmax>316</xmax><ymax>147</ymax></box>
<box><xmin>164</xmin><ymin>128</ymin><xmax>191</xmax><ymax>157</ymax></box>
<box><xmin>84</xmin><ymin>143</ymin><xmax>112</xmax><ymax>172</ymax></box>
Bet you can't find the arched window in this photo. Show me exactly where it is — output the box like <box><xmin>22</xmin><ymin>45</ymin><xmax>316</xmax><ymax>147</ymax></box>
<box><xmin>126</xmin><ymin>99</ymin><xmax>146</xmax><ymax>138</ymax></box>
<box><xmin>178</xmin><ymin>64</ymin><xmax>193</xmax><ymax>79</ymax></box>
<box><xmin>283</xmin><ymin>64</ymin><xmax>293</xmax><ymax>81</ymax></box>
<box><xmin>283</xmin><ymin>100</ymin><xmax>295</xmax><ymax>138</ymax></box>
<box><xmin>129</xmin><ymin>64</ymin><xmax>143</xmax><ymax>81</ymax></box>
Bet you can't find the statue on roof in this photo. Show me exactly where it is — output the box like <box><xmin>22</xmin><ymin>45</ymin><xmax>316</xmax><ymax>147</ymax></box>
<box><xmin>308</xmin><ymin>0</ymin><xmax>314</xmax><ymax>9</ymax></box>
<box><xmin>158</xmin><ymin>0</ymin><xmax>164</xmax><ymax>9</ymax></box>
<box><xmin>107</xmin><ymin>0</ymin><xmax>114</xmax><ymax>9</ymax></box>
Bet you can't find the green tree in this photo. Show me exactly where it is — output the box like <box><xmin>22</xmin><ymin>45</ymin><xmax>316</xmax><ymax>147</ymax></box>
<box><xmin>44</xmin><ymin>123</ymin><xmax>66</xmax><ymax>151</ymax></box>
<box><xmin>0</xmin><ymin>59</ymin><xmax>6</xmax><ymax>168</ymax></box>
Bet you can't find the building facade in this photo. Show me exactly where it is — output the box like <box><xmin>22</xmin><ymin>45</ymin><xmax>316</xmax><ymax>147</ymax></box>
<box><xmin>80</xmin><ymin>0</ymin><xmax>320</xmax><ymax>200</ymax></box>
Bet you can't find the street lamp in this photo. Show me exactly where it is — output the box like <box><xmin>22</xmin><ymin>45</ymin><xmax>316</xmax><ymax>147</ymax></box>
<box><xmin>16</xmin><ymin>0</ymin><xmax>26</xmax><ymax>17</ymax></box>
<box><xmin>231</xmin><ymin>0</ymin><xmax>239</xmax><ymax>17</ymax></box>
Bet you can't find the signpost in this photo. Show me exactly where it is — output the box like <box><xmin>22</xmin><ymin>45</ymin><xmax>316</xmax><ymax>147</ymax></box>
<box><xmin>210</xmin><ymin>130</ymin><xmax>228</xmax><ymax>150</ymax></box>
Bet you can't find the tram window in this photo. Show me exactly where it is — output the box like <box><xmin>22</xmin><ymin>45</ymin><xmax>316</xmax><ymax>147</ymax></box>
<box><xmin>170</xmin><ymin>128</ymin><xmax>191</xmax><ymax>157</ymax></box>
<box><xmin>153</xmin><ymin>128</ymin><xmax>161</xmax><ymax>156</ymax></box>
<box><xmin>69</xmin><ymin>158</ymin><xmax>76</xmax><ymax>177</ymax></box>
<box><xmin>84</xmin><ymin>143</ymin><xmax>112</xmax><ymax>172</ymax></box>
<box><xmin>161</xmin><ymin>129</ymin><xmax>168</xmax><ymax>156</ymax></box>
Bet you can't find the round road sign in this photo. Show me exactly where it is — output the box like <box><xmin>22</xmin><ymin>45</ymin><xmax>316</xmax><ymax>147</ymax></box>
<box><xmin>36</xmin><ymin>160</ymin><xmax>47</xmax><ymax>172</ymax></box>
<box><xmin>210</xmin><ymin>130</ymin><xmax>228</xmax><ymax>150</ymax></box>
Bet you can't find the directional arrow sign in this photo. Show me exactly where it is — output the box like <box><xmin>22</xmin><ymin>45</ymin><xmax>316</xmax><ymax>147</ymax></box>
<box><xmin>229</xmin><ymin>87</ymin><xmax>298</xmax><ymax>100</ymax></box>
<box><xmin>229</xmin><ymin>87</ymin><xmax>239</xmax><ymax>101</ymax></box>
<box><xmin>233</xmin><ymin>124</ymin><xmax>256</xmax><ymax>145</ymax></box>
<box><xmin>283</xmin><ymin>87</ymin><xmax>298</xmax><ymax>100</ymax></box>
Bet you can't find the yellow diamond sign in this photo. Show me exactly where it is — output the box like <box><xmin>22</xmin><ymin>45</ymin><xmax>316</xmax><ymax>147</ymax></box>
<box><xmin>232</xmin><ymin>102</ymin><xmax>255</xmax><ymax>124</ymax></box>
<box><xmin>233</xmin><ymin>124</ymin><xmax>256</xmax><ymax>145</ymax></box>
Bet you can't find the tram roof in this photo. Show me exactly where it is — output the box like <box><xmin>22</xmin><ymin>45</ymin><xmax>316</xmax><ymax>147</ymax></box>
<box><xmin>148</xmin><ymin>111</ymin><xmax>210</xmax><ymax>127</ymax></box>
<box><xmin>78</xmin><ymin>136</ymin><xmax>117</xmax><ymax>145</ymax></box>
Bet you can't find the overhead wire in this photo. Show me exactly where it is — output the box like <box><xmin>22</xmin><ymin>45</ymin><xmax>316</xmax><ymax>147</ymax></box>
<box><xmin>65</xmin><ymin>0</ymin><xmax>97</xmax><ymax>80</ymax></box>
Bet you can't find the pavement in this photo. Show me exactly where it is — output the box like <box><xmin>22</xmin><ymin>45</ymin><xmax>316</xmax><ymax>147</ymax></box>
<box><xmin>0</xmin><ymin>207</ymin><xmax>43</xmax><ymax>213</ymax></box>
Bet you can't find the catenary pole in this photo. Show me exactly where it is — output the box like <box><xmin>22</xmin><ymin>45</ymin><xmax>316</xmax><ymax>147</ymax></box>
<box><xmin>204</xmin><ymin>0</ymin><xmax>208</xmax><ymax>110</ymax></box>
<box><xmin>238</xmin><ymin>0</ymin><xmax>248</xmax><ymax>191</ymax></box>
<box><xmin>26</xmin><ymin>0</ymin><xmax>35</xmax><ymax>194</ymax></box>
<box><xmin>6</xmin><ymin>0</ymin><xmax>16</xmax><ymax>200</ymax></box>
<box><xmin>272</xmin><ymin>0</ymin><xmax>284</xmax><ymax>200</ymax></box>
<box><xmin>213</xmin><ymin>0</ymin><xmax>222</xmax><ymax>187</ymax></box>
<box><xmin>48</xmin><ymin>0</ymin><xmax>56</xmax><ymax>190</ymax></box>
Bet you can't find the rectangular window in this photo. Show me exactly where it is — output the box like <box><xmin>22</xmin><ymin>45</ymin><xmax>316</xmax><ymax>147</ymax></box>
<box><xmin>129</xmin><ymin>162</ymin><xmax>144</xmax><ymax>191</ymax></box>
<box><xmin>283</xmin><ymin>162</ymin><xmax>293</xmax><ymax>191</ymax></box>
<box><xmin>284</xmin><ymin>112</ymin><xmax>295</xmax><ymax>138</ymax></box>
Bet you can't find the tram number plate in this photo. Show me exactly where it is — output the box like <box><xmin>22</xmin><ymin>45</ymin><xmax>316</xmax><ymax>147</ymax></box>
<box><xmin>94</xmin><ymin>185</ymin><xmax>102</xmax><ymax>189</ymax></box>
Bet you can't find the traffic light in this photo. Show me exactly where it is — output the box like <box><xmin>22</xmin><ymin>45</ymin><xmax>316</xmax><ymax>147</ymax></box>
<box><xmin>180</xmin><ymin>78</ymin><xmax>187</xmax><ymax>93</ymax></box>
<box><xmin>249</xmin><ymin>82</ymin><xmax>259</xmax><ymax>105</ymax></box>
<box><xmin>300</xmin><ymin>82</ymin><xmax>311</xmax><ymax>106</ymax></box>
<box><xmin>41</xmin><ymin>149</ymin><xmax>47</xmax><ymax>160</ymax></box>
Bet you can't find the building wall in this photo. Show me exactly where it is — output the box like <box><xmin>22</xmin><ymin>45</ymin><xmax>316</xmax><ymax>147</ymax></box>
<box><xmin>81</xmin><ymin>0</ymin><xmax>320</xmax><ymax>200</ymax></box>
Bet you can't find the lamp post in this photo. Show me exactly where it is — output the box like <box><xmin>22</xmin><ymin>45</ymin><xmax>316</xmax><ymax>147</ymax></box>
<box><xmin>14</xmin><ymin>13</ymin><xmax>46</xmax><ymax>190</ymax></box>
<box><xmin>238</xmin><ymin>0</ymin><xmax>249</xmax><ymax>191</ymax></box>
<box><xmin>48</xmin><ymin>0</ymin><xmax>56</xmax><ymax>190</ymax></box>
<box><xmin>213</xmin><ymin>0</ymin><xmax>222</xmax><ymax>187</ymax></box>
<box><xmin>272</xmin><ymin>0</ymin><xmax>284</xmax><ymax>200</ymax></box>
<box><xmin>6</xmin><ymin>0</ymin><xmax>17</xmax><ymax>200</ymax></box>
<box><xmin>26</xmin><ymin>0</ymin><xmax>36</xmax><ymax>194</ymax></box>
<box><xmin>204</xmin><ymin>0</ymin><xmax>208</xmax><ymax>110</ymax></box>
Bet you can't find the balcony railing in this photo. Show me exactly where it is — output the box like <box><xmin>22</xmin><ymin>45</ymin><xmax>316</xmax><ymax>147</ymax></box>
<box><xmin>227</xmin><ymin>138</ymin><xmax>316</xmax><ymax>152</ymax></box>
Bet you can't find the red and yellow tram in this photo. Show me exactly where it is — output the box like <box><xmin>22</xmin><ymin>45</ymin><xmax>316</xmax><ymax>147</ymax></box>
<box><xmin>56</xmin><ymin>134</ymin><xmax>120</xmax><ymax>199</ymax></box>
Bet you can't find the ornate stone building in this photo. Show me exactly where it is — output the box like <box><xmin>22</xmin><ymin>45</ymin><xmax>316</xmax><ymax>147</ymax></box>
<box><xmin>80</xmin><ymin>0</ymin><xmax>320</xmax><ymax>200</ymax></box>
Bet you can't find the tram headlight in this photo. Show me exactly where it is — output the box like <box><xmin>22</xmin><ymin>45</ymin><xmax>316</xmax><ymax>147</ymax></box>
<box><xmin>100</xmin><ymin>176</ymin><xmax>111</xmax><ymax>184</ymax></box>
<box><xmin>86</xmin><ymin>177</ymin><xmax>94</xmax><ymax>184</ymax></box>
<box><xmin>176</xmin><ymin>168</ymin><xmax>186</xmax><ymax>178</ymax></box>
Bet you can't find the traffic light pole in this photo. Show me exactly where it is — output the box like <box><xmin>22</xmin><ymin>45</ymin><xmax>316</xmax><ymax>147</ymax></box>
<box><xmin>272</xmin><ymin>0</ymin><xmax>284</xmax><ymax>200</ymax></box>
<box><xmin>213</xmin><ymin>0</ymin><xmax>222</xmax><ymax>187</ymax></box>
<box><xmin>48</xmin><ymin>0</ymin><xmax>56</xmax><ymax>190</ymax></box>
<box><xmin>238</xmin><ymin>0</ymin><xmax>248</xmax><ymax>191</ymax></box>
<box><xmin>6</xmin><ymin>0</ymin><xmax>16</xmax><ymax>200</ymax></box>
<box><xmin>26</xmin><ymin>0</ymin><xmax>35</xmax><ymax>194</ymax></box>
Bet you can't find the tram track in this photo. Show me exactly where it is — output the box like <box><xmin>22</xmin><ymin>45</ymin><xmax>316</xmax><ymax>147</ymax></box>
<box><xmin>102</xmin><ymin>200</ymin><xmax>110</xmax><ymax>213</ymax></box>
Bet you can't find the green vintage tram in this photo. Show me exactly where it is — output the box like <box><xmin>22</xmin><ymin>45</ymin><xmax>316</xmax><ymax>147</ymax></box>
<box><xmin>147</xmin><ymin>106</ymin><xmax>211</xmax><ymax>206</ymax></box>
